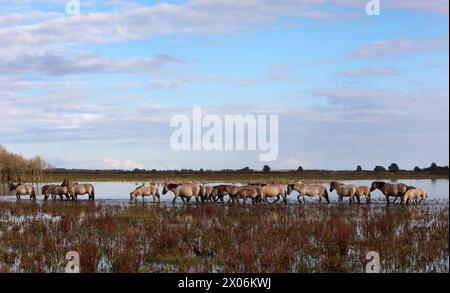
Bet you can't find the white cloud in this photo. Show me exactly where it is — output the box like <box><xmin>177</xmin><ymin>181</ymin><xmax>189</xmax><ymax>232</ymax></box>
<box><xmin>349</xmin><ymin>37</ymin><xmax>448</xmax><ymax>59</ymax></box>
<box><xmin>102</xmin><ymin>158</ymin><xmax>145</xmax><ymax>170</ymax></box>
<box><xmin>339</xmin><ymin>66</ymin><xmax>400</xmax><ymax>77</ymax></box>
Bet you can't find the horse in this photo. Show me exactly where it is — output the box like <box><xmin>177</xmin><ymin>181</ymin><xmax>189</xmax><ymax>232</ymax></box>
<box><xmin>403</xmin><ymin>188</ymin><xmax>428</xmax><ymax>205</ymax></box>
<box><xmin>162</xmin><ymin>183</ymin><xmax>202</xmax><ymax>204</ymax></box>
<box><xmin>199</xmin><ymin>185</ymin><xmax>216</xmax><ymax>203</ymax></box>
<box><xmin>287</xmin><ymin>182</ymin><xmax>329</xmax><ymax>203</ymax></box>
<box><xmin>62</xmin><ymin>179</ymin><xmax>95</xmax><ymax>200</ymax></box>
<box><xmin>370</xmin><ymin>181</ymin><xmax>408</xmax><ymax>204</ymax></box>
<box><xmin>329</xmin><ymin>181</ymin><xmax>360</xmax><ymax>203</ymax></box>
<box><xmin>130</xmin><ymin>184</ymin><xmax>160</xmax><ymax>202</ymax></box>
<box><xmin>259</xmin><ymin>184</ymin><xmax>287</xmax><ymax>204</ymax></box>
<box><xmin>9</xmin><ymin>183</ymin><xmax>36</xmax><ymax>200</ymax></box>
<box><xmin>42</xmin><ymin>184</ymin><xmax>56</xmax><ymax>200</ymax></box>
<box><xmin>357</xmin><ymin>186</ymin><xmax>371</xmax><ymax>203</ymax></box>
<box><xmin>47</xmin><ymin>185</ymin><xmax>70</xmax><ymax>200</ymax></box>
<box><xmin>234</xmin><ymin>186</ymin><xmax>262</xmax><ymax>205</ymax></box>
<box><xmin>211</xmin><ymin>185</ymin><xmax>243</xmax><ymax>203</ymax></box>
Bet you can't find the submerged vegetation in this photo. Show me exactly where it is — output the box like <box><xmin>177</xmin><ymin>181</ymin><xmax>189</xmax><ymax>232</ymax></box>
<box><xmin>0</xmin><ymin>201</ymin><xmax>447</xmax><ymax>273</ymax></box>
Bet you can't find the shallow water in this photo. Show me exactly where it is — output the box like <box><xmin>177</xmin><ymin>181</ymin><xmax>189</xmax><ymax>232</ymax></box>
<box><xmin>0</xmin><ymin>179</ymin><xmax>448</xmax><ymax>203</ymax></box>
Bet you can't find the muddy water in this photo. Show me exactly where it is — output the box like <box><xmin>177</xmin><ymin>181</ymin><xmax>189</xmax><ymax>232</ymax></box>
<box><xmin>0</xmin><ymin>179</ymin><xmax>448</xmax><ymax>203</ymax></box>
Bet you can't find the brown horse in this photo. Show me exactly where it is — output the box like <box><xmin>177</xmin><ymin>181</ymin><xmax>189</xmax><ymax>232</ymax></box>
<box><xmin>199</xmin><ymin>185</ymin><xmax>217</xmax><ymax>203</ymax></box>
<box><xmin>234</xmin><ymin>186</ymin><xmax>262</xmax><ymax>205</ymax></box>
<box><xmin>370</xmin><ymin>181</ymin><xmax>408</xmax><ymax>204</ymax></box>
<box><xmin>9</xmin><ymin>183</ymin><xmax>36</xmax><ymax>200</ymax></box>
<box><xmin>42</xmin><ymin>184</ymin><xmax>56</xmax><ymax>200</ymax></box>
<box><xmin>211</xmin><ymin>184</ymin><xmax>243</xmax><ymax>203</ymax></box>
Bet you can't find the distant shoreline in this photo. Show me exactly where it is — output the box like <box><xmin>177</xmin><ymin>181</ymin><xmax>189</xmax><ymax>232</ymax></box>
<box><xmin>2</xmin><ymin>170</ymin><xmax>447</xmax><ymax>183</ymax></box>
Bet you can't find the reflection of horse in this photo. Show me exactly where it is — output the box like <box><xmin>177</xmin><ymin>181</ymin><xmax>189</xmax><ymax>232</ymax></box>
<box><xmin>287</xmin><ymin>182</ymin><xmax>329</xmax><ymax>203</ymax></box>
<box><xmin>130</xmin><ymin>184</ymin><xmax>160</xmax><ymax>202</ymax></box>
<box><xmin>330</xmin><ymin>181</ymin><xmax>359</xmax><ymax>203</ymax></box>
<box><xmin>9</xmin><ymin>183</ymin><xmax>36</xmax><ymax>200</ymax></box>
<box><xmin>370</xmin><ymin>181</ymin><xmax>408</xmax><ymax>204</ymax></box>
<box><xmin>357</xmin><ymin>186</ymin><xmax>371</xmax><ymax>203</ymax></box>
<box><xmin>162</xmin><ymin>183</ymin><xmax>202</xmax><ymax>204</ymax></box>
<box><xmin>403</xmin><ymin>188</ymin><xmax>428</xmax><ymax>205</ymax></box>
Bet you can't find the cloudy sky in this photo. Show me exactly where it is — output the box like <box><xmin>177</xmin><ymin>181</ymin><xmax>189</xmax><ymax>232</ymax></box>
<box><xmin>0</xmin><ymin>0</ymin><xmax>448</xmax><ymax>170</ymax></box>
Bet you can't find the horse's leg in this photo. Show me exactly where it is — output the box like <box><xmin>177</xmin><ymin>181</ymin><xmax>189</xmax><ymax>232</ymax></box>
<box><xmin>356</xmin><ymin>194</ymin><xmax>361</xmax><ymax>204</ymax></box>
<box><xmin>393</xmin><ymin>196</ymin><xmax>398</xmax><ymax>204</ymax></box>
<box><xmin>16</xmin><ymin>193</ymin><xmax>20</xmax><ymax>200</ymax></box>
<box><xmin>297</xmin><ymin>195</ymin><xmax>301</xmax><ymax>203</ymax></box>
<box><xmin>172</xmin><ymin>195</ymin><xmax>178</xmax><ymax>204</ymax></box>
<box><xmin>385</xmin><ymin>195</ymin><xmax>390</xmax><ymax>205</ymax></box>
<box><xmin>318</xmin><ymin>194</ymin><xmax>322</xmax><ymax>203</ymax></box>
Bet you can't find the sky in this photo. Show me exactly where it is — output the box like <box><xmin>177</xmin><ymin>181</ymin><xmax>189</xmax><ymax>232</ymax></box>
<box><xmin>0</xmin><ymin>0</ymin><xmax>448</xmax><ymax>171</ymax></box>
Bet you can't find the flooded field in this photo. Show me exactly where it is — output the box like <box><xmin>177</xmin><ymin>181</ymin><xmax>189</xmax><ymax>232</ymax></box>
<box><xmin>0</xmin><ymin>179</ymin><xmax>448</xmax><ymax>273</ymax></box>
<box><xmin>0</xmin><ymin>201</ymin><xmax>447</xmax><ymax>273</ymax></box>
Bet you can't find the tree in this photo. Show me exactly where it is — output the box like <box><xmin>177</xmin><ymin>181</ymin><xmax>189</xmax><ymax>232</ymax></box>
<box><xmin>241</xmin><ymin>166</ymin><xmax>251</xmax><ymax>172</ymax></box>
<box><xmin>297</xmin><ymin>166</ymin><xmax>304</xmax><ymax>172</ymax></box>
<box><xmin>388</xmin><ymin>163</ymin><xmax>400</xmax><ymax>172</ymax></box>
<box><xmin>356</xmin><ymin>165</ymin><xmax>363</xmax><ymax>172</ymax></box>
<box><xmin>263</xmin><ymin>165</ymin><xmax>271</xmax><ymax>172</ymax></box>
<box><xmin>413</xmin><ymin>166</ymin><xmax>421</xmax><ymax>172</ymax></box>
<box><xmin>374</xmin><ymin>166</ymin><xmax>386</xmax><ymax>172</ymax></box>
<box><xmin>430</xmin><ymin>162</ymin><xmax>438</xmax><ymax>171</ymax></box>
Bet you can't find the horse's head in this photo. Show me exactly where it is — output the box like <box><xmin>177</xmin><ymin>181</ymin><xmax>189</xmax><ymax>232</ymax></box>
<box><xmin>329</xmin><ymin>181</ymin><xmax>339</xmax><ymax>192</ymax></box>
<box><xmin>370</xmin><ymin>181</ymin><xmax>384</xmax><ymax>192</ymax></box>
<box><xmin>9</xmin><ymin>183</ymin><xmax>19</xmax><ymax>191</ymax></box>
<box><xmin>163</xmin><ymin>183</ymin><xmax>179</xmax><ymax>195</ymax></box>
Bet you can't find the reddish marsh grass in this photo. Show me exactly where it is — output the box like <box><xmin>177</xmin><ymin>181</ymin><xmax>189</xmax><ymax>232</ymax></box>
<box><xmin>0</xmin><ymin>201</ymin><xmax>448</xmax><ymax>272</ymax></box>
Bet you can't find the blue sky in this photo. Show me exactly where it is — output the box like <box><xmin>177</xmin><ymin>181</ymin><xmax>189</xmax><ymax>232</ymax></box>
<box><xmin>0</xmin><ymin>0</ymin><xmax>448</xmax><ymax>170</ymax></box>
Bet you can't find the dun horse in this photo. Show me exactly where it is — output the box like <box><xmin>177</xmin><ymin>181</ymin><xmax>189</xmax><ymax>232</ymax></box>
<box><xmin>62</xmin><ymin>179</ymin><xmax>95</xmax><ymax>200</ymax></box>
<box><xmin>370</xmin><ymin>181</ymin><xmax>408</xmax><ymax>204</ymax></box>
<box><xmin>357</xmin><ymin>186</ymin><xmax>371</xmax><ymax>203</ymax></box>
<box><xmin>287</xmin><ymin>182</ymin><xmax>329</xmax><ymax>203</ymax></box>
<box><xmin>130</xmin><ymin>184</ymin><xmax>160</xmax><ymax>202</ymax></box>
<box><xmin>162</xmin><ymin>183</ymin><xmax>202</xmax><ymax>204</ymax></box>
<box><xmin>329</xmin><ymin>181</ymin><xmax>359</xmax><ymax>203</ymax></box>
<box><xmin>259</xmin><ymin>184</ymin><xmax>287</xmax><ymax>204</ymax></box>
<box><xmin>45</xmin><ymin>185</ymin><xmax>70</xmax><ymax>200</ymax></box>
<box><xmin>9</xmin><ymin>183</ymin><xmax>36</xmax><ymax>200</ymax></box>
<box><xmin>403</xmin><ymin>188</ymin><xmax>428</xmax><ymax>205</ymax></box>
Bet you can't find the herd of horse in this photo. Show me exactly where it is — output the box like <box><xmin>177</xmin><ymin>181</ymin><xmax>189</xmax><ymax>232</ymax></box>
<box><xmin>7</xmin><ymin>179</ymin><xmax>428</xmax><ymax>205</ymax></box>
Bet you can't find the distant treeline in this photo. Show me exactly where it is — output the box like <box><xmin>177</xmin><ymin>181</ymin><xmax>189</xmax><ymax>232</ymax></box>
<box><xmin>0</xmin><ymin>145</ymin><xmax>51</xmax><ymax>182</ymax></box>
<box><xmin>51</xmin><ymin>162</ymin><xmax>449</xmax><ymax>174</ymax></box>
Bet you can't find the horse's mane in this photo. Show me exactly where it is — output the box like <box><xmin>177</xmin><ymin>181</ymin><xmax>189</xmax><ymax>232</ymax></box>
<box><xmin>373</xmin><ymin>181</ymin><xmax>387</xmax><ymax>188</ymax></box>
<box><xmin>167</xmin><ymin>183</ymin><xmax>180</xmax><ymax>189</ymax></box>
